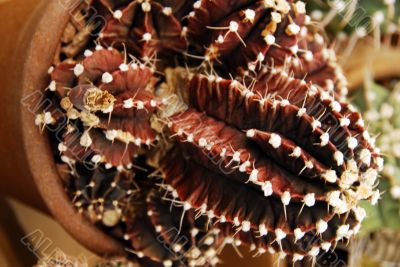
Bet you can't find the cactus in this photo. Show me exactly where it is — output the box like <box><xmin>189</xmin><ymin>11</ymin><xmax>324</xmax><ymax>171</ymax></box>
<box><xmin>307</xmin><ymin>0</ymin><xmax>400</xmax><ymax>60</ymax></box>
<box><xmin>36</xmin><ymin>0</ymin><xmax>382</xmax><ymax>266</ymax></box>
<box><xmin>308</xmin><ymin>0</ymin><xmax>400</xmax><ymax>37</ymax></box>
<box><xmin>348</xmin><ymin>77</ymin><xmax>400</xmax><ymax>265</ymax></box>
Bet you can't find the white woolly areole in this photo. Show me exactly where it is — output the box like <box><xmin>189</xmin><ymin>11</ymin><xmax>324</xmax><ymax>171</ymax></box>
<box><xmin>187</xmin><ymin>134</ymin><xmax>194</xmax><ymax>142</ymax></box>
<box><xmin>239</xmin><ymin>161</ymin><xmax>250</xmax><ymax>172</ymax></box>
<box><xmin>281</xmin><ymin>191</ymin><xmax>291</xmax><ymax>205</ymax></box>
<box><xmin>330</xmin><ymin>101</ymin><xmax>341</xmax><ymax>112</ymax></box>
<box><xmin>321</xmin><ymin>242</ymin><xmax>331</xmax><ymax>252</ymax></box>
<box><xmin>262</xmin><ymin>181</ymin><xmax>273</xmax><ymax>196</ymax></box>
<box><xmin>309</xmin><ymin>247</ymin><xmax>320</xmax><ymax>257</ymax></box>
<box><xmin>162</xmin><ymin>7</ymin><xmax>172</xmax><ymax>15</ymax></box>
<box><xmin>141</xmin><ymin>1</ymin><xmax>151</xmax><ymax>12</ymax></box>
<box><xmin>294</xmin><ymin>228</ymin><xmax>305</xmax><ymax>241</ymax></box>
<box><xmin>244</xmin><ymin>9</ymin><xmax>255</xmax><ymax>22</ymax></box>
<box><xmin>91</xmin><ymin>154</ymin><xmax>102</xmax><ymax>163</ymax></box>
<box><xmin>301</xmin><ymin>48</ymin><xmax>312</xmax><ymax>60</ymax></box>
<box><xmin>233</xmin><ymin>217</ymin><xmax>240</xmax><ymax>227</ymax></box>
<box><xmin>327</xmin><ymin>191</ymin><xmax>341</xmax><ymax>207</ymax></box>
<box><xmin>297</xmin><ymin>107</ymin><xmax>306</xmax><ymax>117</ymax></box>
<box><xmin>334</xmin><ymin>151</ymin><xmax>344</xmax><ymax>166</ymax></box>
<box><xmin>316</xmin><ymin>219</ymin><xmax>328</xmax><ymax>234</ymax></box>
<box><xmin>102</xmin><ymin>72</ymin><xmax>113</xmax><ymax>83</ymax></box>
<box><xmin>198</xmin><ymin>138</ymin><xmax>207</xmax><ymax>147</ymax></box>
<box><xmin>336</xmin><ymin>224</ymin><xmax>350</xmax><ymax>239</ymax></box>
<box><xmin>311</xmin><ymin>119</ymin><xmax>321</xmax><ymax>131</ymax></box>
<box><xmin>287</xmin><ymin>23</ymin><xmax>300</xmax><ymax>35</ymax></box>
<box><xmin>292</xmin><ymin>253</ymin><xmax>304</xmax><ymax>262</ymax></box>
<box><xmin>113</xmin><ymin>10</ymin><xmax>122</xmax><ymax>19</ymax></box>
<box><xmin>163</xmin><ymin>260</ymin><xmax>172</xmax><ymax>267</ymax></box>
<box><xmin>80</xmin><ymin>131</ymin><xmax>92</xmax><ymax>147</ymax></box>
<box><xmin>274</xmin><ymin>228</ymin><xmax>286</xmax><ymax>241</ymax></box>
<box><xmin>320</xmin><ymin>132</ymin><xmax>329</xmax><ymax>146</ymax></box>
<box><xmin>322</xmin><ymin>170</ymin><xmax>337</xmax><ymax>183</ymax></box>
<box><xmin>295</xmin><ymin>1</ymin><xmax>306</xmax><ymax>13</ymax></box>
<box><xmin>241</xmin><ymin>220</ymin><xmax>251</xmax><ymax>232</ymax></box>
<box><xmin>229</xmin><ymin>21</ymin><xmax>239</xmax><ymax>32</ymax></box>
<box><xmin>249</xmin><ymin>169</ymin><xmax>259</xmax><ymax>182</ymax></box>
<box><xmin>136</xmin><ymin>100</ymin><xmax>144</xmax><ymax>110</ymax></box>
<box><xmin>232</xmin><ymin>151</ymin><xmax>241</xmax><ymax>162</ymax></box>
<box><xmin>123</xmin><ymin>99</ymin><xmax>134</xmax><ymax>109</ymax></box>
<box><xmin>340</xmin><ymin>117</ymin><xmax>350</xmax><ymax>127</ymax></box>
<box><xmin>264</xmin><ymin>34</ymin><xmax>276</xmax><ymax>45</ymax></box>
<box><xmin>304</xmin><ymin>193</ymin><xmax>315</xmax><ymax>207</ymax></box>
<box><xmin>49</xmin><ymin>81</ymin><xmax>56</xmax><ymax>91</ymax></box>
<box><xmin>73</xmin><ymin>64</ymin><xmax>84</xmax><ymax>77</ymax></box>
<box><xmin>259</xmin><ymin>224</ymin><xmax>268</xmax><ymax>236</ymax></box>
<box><xmin>246</xmin><ymin>129</ymin><xmax>255</xmax><ymax>138</ymax></box>
<box><xmin>58</xmin><ymin>143</ymin><xmax>68</xmax><ymax>152</ymax></box>
<box><xmin>289</xmin><ymin>44</ymin><xmax>299</xmax><ymax>55</ymax></box>
<box><xmin>347</xmin><ymin>137</ymin><xmax>358</xmax><ymax>150</ymax></box>
<box><xmin>270</xmin><ymin>11</ymin><xmax>282</xmax><ymax>22</ymax></box>
<box><xmin>290</xmin><ymin>146</ymin><xmax>302</xmax><ymax>158</ymax></box>
<box><xmin>142</xmin><ymin>32</ymin><xmax>152</xmax><ymax>41</ymax></box>
<box><xmin>84</xmin><ymin>49</ymin><xmax>93</xmax><ymax>57</ymax></box>
<box><xmin>119</xmin><ymin>63</ymin><xmax>129</xmax><ymax>72</ymax></box>
<box><xmin>269</xmin><ymin>133</ymin><xmax>281</xmax><ymax>148</ymax></box>
<box><xmin>361</xmin><ymin>169</ymin><xmax>378</xmax><ymax>187</ymax></box>
<box><xmin>359</xmin><ymin>149</ymin><xmax>371</xmax><ymax>166</ymax></box>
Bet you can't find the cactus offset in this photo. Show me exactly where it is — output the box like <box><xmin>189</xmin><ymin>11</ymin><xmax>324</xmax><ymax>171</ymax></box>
<box><xmin>35</xmin><ymin>0</ymin><xmax>383</xmax><ymax>266</ymax></box>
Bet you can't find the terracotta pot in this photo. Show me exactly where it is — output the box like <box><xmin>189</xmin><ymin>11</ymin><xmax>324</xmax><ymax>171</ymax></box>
<box><xmin>0</xmin><ymin>1</ymin><xmax>276</xmax><ymax>265</ymax></box>
<box><xmin>0</xmin><ymin>0</ymin><xmax>125</xmax><ymax>257</ymax></box>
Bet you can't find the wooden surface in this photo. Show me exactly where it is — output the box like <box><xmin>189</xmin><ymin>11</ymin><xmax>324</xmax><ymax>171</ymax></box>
<box><xmin>0</xmin><ymin>197</ymin><xmax>101</xmax><ymax>266</ymax></box>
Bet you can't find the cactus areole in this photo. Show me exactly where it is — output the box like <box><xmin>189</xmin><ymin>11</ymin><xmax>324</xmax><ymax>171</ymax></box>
<box><xmin>34</xmin><ymin>0</ymin><xmax>383</xmax><ymax>266</ymax></box>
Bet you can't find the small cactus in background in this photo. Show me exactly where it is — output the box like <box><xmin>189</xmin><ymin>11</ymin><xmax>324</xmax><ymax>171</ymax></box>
<box><xmin>36</xmin><ymin>0</ymin><xmax>382</xmax><ymax>266</ymax></box>
<box><xmin>349</xmin><ymin>77</ymin><xmax>400</xmax><ymax>265</ymax></box>
<box><xmin>307</xmin><ymin>0</ymin><xmax>400</xmax><ymax>60</ymax></box>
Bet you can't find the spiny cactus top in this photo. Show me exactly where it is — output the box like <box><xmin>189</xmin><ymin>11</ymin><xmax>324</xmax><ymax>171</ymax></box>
<box><xmin>35</xmin><ymin>0</ymin><xmax>383</xmax><ymax>266</ymax></box>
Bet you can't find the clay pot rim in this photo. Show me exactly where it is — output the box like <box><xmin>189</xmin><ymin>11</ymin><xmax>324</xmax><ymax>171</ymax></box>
<box><xmin>17</xmin><ymin>0</ymin><xmax>125</xmax><ymax>257</ymax></box>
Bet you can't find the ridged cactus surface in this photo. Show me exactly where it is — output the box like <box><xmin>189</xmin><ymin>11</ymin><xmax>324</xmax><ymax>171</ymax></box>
<box><xmin>35</xmin><ymin>0</ymin><xmax>383</xmax><ymax>266</ymax></box>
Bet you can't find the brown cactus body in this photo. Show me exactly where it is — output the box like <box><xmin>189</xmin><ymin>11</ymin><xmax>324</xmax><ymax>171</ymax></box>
<box><xmin>35</xmin><ymin>0</ymin><xmax>383</xmax><ymax>265</ymax></box>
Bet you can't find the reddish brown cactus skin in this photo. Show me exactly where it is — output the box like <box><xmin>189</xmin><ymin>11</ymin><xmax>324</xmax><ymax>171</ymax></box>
<box><xmin>127</xmin><ymin>188</ymin><xmax>224</xmax><ymax>267</ymax></box>
<box><xmin>49</xmin><ymin>48</ymin><xmax>161</xmax><ymax>168</ymax></box>
<box><xmin>100</xmin><ymin>0</ymin><xmax>188</xmax><ymax>59</ymax></box>
<box><xmin>35</xmin><ymin>0</ymin><xmax>384</xmax><ymax>266</ymax></box>
<box><xmin>157</xmin><ymin>66</ymin><xmax>380</xmax><ymax>260</ymax></box>
<box><xmin>186</xmin><ymin>0</ymin><xmax>305</xmax><ymax>71</ymax></box>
